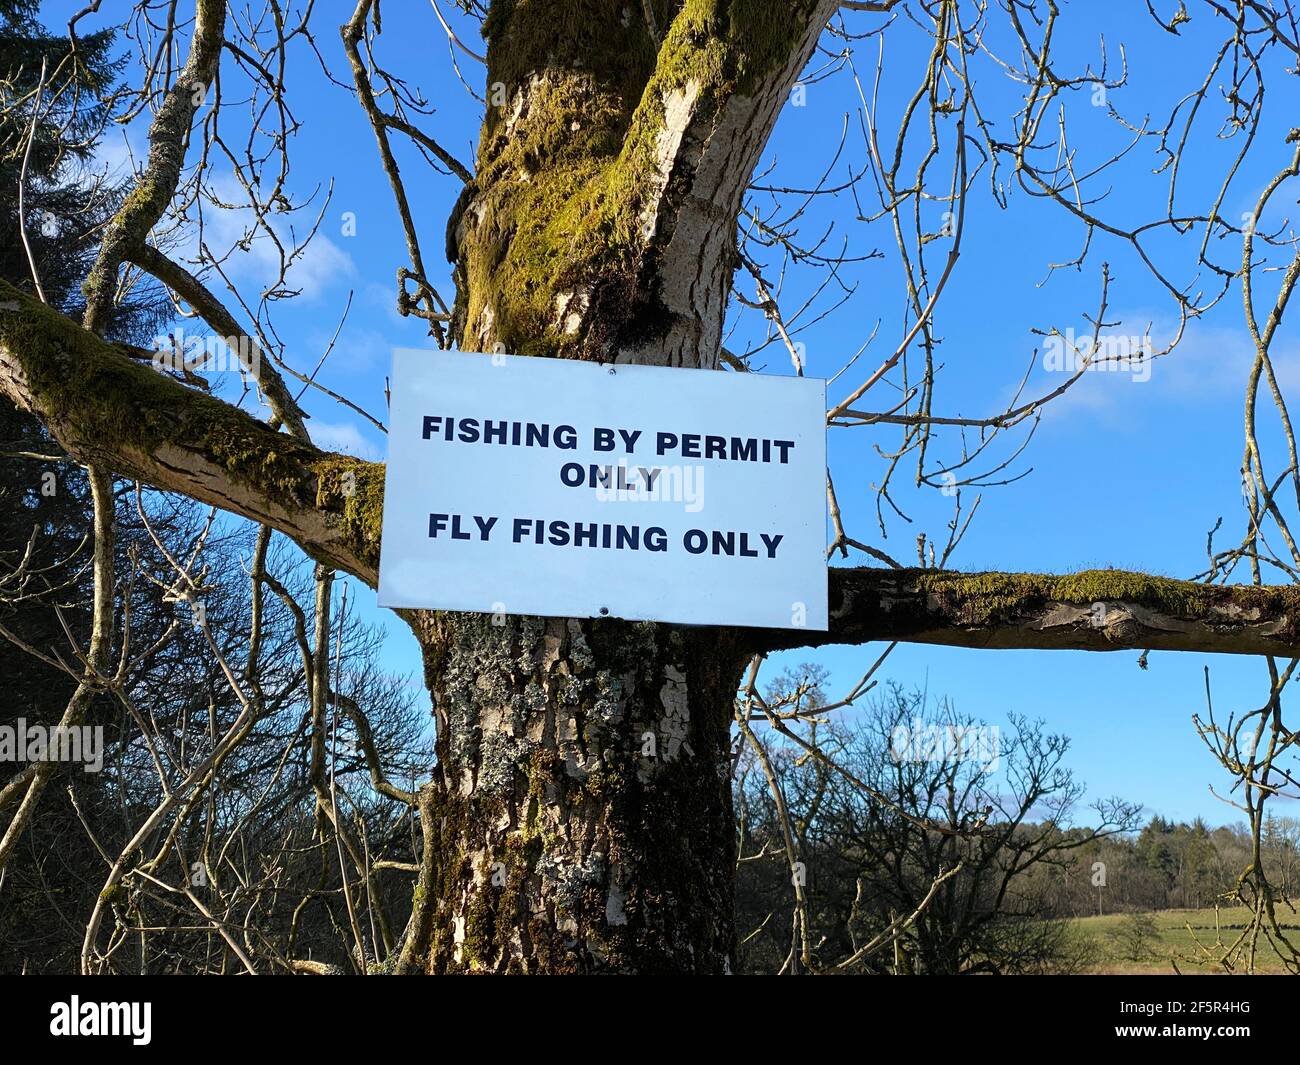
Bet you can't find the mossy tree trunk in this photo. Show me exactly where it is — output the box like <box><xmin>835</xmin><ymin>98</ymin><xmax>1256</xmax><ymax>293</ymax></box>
<box><xmin>448</xmin><ymin>0</ymin><xmax>839</xmax><ymax>367</ymax></box>
<box><xmin>397</xmin><ymin>1</ymin><xmax>839</xmax><ymax>971</ymax></box>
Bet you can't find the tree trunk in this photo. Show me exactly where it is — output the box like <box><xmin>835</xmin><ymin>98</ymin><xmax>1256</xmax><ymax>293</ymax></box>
<box><xmin>396</xmin><ymin>1</ymin><xmax>838</xmax><ymax>972</ymax></box>
<box><xmin>402</xmin><ymin>612</ymin><xmax>748</xmax><ymax>973</ymax></box>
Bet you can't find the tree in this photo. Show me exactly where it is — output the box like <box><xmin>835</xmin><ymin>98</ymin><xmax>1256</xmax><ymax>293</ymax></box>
<box><xmin>1110</xmin><ymin>912</ymin><xmax>1163</xmax><ymax>963</ymax></box>
<box><xmin>735</xmin><ymin>682</ymin><xmax>1136</xmax><ymax>973</ymax></box>
<box><xmin>0</xmin><ymin>489</ymin><xmax>433</xmax><ymax>974</ymax></box>
<box><xmin>3</xmin><ymin>0</ymin><xmax>1300</xmax><ymax>973</ymax></box>
<box><xmin>0</xmin><ymin>0</ymin><xmax>173</xmax><ymax>965</ymax></box>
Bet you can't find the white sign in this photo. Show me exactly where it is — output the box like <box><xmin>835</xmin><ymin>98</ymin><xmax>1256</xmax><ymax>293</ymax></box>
<box><xmin>376</xmin><ymin>349</ymin><xmax>827</xmax><ymax>630</ymax></box>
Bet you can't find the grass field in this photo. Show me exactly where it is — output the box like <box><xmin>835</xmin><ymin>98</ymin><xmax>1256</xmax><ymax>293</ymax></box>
<box><xmin>1072</xmin><ymin>907</ymin><xmax>1300</xmax><ymax>974</ymax></box>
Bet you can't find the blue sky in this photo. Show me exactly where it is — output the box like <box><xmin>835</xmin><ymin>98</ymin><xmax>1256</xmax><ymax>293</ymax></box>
<box><xmin>46</xmin><ymin>1</ymin><xmax>1300</xmax><ymax>826</ymax></box>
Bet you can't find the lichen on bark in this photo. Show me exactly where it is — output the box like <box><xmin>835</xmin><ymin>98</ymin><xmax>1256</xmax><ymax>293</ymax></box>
<box><xmin>407</xmin><ymin>608</ymin><xmax>745</xmax><ymax>973</ymax></box>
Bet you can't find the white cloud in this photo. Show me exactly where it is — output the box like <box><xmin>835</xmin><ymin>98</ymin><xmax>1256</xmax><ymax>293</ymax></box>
<box><xmin>73</xmin><ymin>129</ymin><xmax>357</xmax><ymax>303</ymax></box>
<box><xmin>1029</xmin><ymin>308</ymin><xmax>1300</xmax><ymax>423</ymax></box>
<box><xmin>81</xmin><ymin>126</ymin><xmax>145</xmax><ymax>184</ymax></box>
<box><xmin>148</xmin><ymin>174</ymin><xmax>356</xmax><ymax>303</ymax></box>
<box><xmin>198</xmin><ymin>197</ymin><xmax>357</xmax><ymax>302</ymax></box>
<box><xmin>309</xmin><ymin>418</ymin><xmax>383</xmax><ymax>461</ymax></box>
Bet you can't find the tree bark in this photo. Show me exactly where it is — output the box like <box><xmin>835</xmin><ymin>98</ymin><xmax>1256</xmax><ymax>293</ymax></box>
<box><xmin>401</xmin><ymin>0</ymin><xmax>841</xmax><ymax>972</ymax></box>
<box><xmin>399</xmin><ymin>612</ymin><xmax>747</xmax><ymax>973</ymax></box>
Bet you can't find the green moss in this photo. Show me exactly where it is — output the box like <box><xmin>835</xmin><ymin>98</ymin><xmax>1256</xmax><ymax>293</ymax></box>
<box><xmin>581</xmin><ymin>762</ymin><xmax>628</xmax><ymax>801</ymax></box>
<box><xmin>910</xmin><ymin>569</ymin><xmax>1300</xmax><ymax>628</ymax></box>
<box><xmin>0</xmin><ymin>281</ymin><xmax>383</xmax><ymax>579</ymax></box>
<box><xmin>461</xmin><ymin>875</ymin><xmax>496</xmax><ymax>968</ymax></box>
<box><xmin>457</xmin><ymin>0</ymin><xmax>816</xmax><ymax>358</ymax></box>
<box><xmin>314</xmin><ymin>456</ymin><xmax>384</xmax><ymax>574</ymax></box>
<box><xmin>462</xmin><ymin>2</ymin><xmax>655</xmax><ymax>357</ymax></box>
<box><xmin>98</xmin><ymin>884</ymin><xmax>127</xmax><ymax>905</ymax></box>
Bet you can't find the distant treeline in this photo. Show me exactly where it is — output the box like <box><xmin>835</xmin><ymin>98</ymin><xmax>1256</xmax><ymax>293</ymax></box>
<box><xmin>1029</xmin><ymin>815</ymin><xmax>1300</xmax><ymax>918</ymax></box>
<box><xmin>734</xmin><ymin>673</ymin><xmax>1300</xmax><ymax>974</ymax></box>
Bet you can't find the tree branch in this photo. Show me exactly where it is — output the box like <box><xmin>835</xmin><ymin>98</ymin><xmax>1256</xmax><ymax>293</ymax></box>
<box><xmin>749</xmin><ymin>568</ymin><xmax>1300</xmax><ymax>658</ymax></box>
<box><xmin>128</xmin><ymin>243</ymin><xmax>309</xmax><ymax>438</ymax></box>
<box><xmin>7</xmin><ymin>284</ymin><xmax>1298</xmax><ymax>661</ymax></box>
<box><xmin>0</xmin><ymin>281</ymin><xmax>380</xmax><ymax>584</ymax></box>
<box><xmin>81</xmin><ymin>0</ymin><xmax>227</xmax><ymax>333</ymax></box>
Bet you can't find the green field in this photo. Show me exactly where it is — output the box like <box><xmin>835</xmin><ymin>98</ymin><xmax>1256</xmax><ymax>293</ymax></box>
<box><xmin>1072</xmin><ymin>907</ymin><xmax>1300</xmax><ymax>974</ymax></box>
